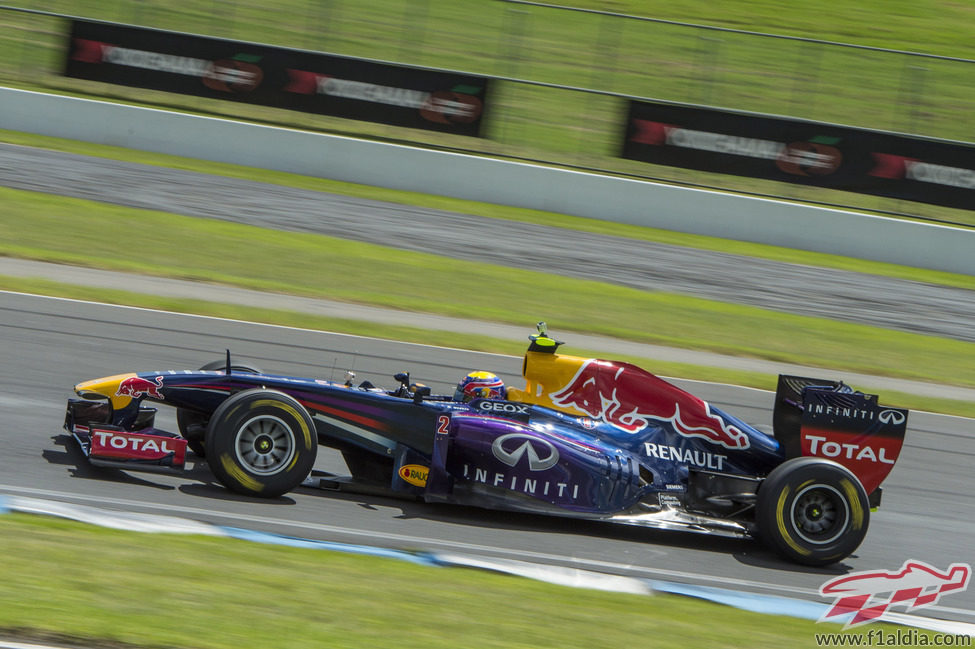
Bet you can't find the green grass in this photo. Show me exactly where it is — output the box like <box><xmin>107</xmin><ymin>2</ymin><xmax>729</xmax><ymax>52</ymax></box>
<box><xmin>2</xmin><ymin>1</ymin><xmax>975</xmax><ymax>226</ymax></box>
<box><xmin>0</xmin><ymin>512</ymin><xmax>934</xmax><ymax>649</ymax></box>
<box><xmin>6</xmin><ymin>274</ymin><xmax>975</xmax><ymax>419</ymax></box>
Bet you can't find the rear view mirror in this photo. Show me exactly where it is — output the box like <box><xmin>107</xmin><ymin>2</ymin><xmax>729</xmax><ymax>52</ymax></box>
<box><xmin>412</xmin><ymin>385</ymin><xmax>431</xmax><ymax>404</ymax></box>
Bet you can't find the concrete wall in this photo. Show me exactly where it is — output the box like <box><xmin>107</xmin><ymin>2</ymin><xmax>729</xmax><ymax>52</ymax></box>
<box><xmin>3</xmin><ymin>87</ymin><xmax>972</xmax><ymax>275</ymax></box>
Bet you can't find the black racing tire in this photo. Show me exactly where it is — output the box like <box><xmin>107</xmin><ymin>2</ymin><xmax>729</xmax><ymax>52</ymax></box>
<box><xmin>187</xmin><ymin>440</ymin><xmax>206</xmax><ymax>458</ymax></box>
<box><xmin>204</xmin><ymin>389</ymin><xmax>317</xmax><ymax>498</ymax></box>
<box><xmin>177</xmin><ymin>361</ymin><xmax>264</xmax><ymax>458</ymax></box>
<box><xmin>177</xmin><ymin>409</ymin><xmax>209</xmax><ymax>457</ymax></box>
<box><xmin>198</xmin><ymin>360</ymin><xmax>263</xmax><ymax>374</ymax></box>
<box><xmin>756</xmin><ymin>457</ymin><xmax>869</xmax><ymax>566</ymax></box>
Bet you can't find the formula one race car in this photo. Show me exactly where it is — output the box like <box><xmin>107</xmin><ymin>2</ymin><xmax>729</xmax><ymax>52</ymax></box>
<box><xmin>64</xmin><ymin>324</ymin><xmax>908</xmax><ymax>566</ymax></box>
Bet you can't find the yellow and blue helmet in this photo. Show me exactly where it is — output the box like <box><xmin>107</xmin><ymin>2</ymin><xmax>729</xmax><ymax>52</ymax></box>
<box><xmin>453</xmin><ymin>371</ymin><xmax>506</xmax><ymax>402</ymax></box>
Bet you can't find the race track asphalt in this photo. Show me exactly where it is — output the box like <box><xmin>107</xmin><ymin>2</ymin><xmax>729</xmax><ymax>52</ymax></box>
<box><xmin>2</xmin><ymin>293</ymin><xmax>973</xmax><ymax>624</ymax></box>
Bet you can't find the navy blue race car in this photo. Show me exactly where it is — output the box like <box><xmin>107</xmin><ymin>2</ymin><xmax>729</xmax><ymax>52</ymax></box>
<box><xmin>64</xmin><ymin>324</ymin><xmax>908</xmax><ymax>565</ymax></box>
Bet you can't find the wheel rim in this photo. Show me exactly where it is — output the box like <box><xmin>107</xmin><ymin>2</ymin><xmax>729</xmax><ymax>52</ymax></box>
<box><xmin>792</xmin><ymin>484</ymin><xmax>849</xmax><ymax>545</ymax></box>
<box><xmin>234</xmin><ymin>415</ymin><xmax>296</xmax><ymax>475</ymax></box>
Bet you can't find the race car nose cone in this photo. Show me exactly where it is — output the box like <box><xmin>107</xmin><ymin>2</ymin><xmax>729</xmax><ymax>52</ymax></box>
<box><xmin>74</xmin><ymin>373</ymin><xmax>139</xmax><ymax>409</ymax></box>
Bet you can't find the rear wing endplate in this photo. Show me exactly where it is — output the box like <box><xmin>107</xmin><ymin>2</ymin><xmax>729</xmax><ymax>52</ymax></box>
<box><xmin>772</xmin><ymin>375</ymin><xmax>908</xmax><ymax>494</ymax></box>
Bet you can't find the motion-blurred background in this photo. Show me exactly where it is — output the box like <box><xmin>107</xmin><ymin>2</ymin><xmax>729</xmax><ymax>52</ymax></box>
<box><xmin>3</xmin><ymin>0</ymin><xmax>973</xmax><ymax>225</ymax></box>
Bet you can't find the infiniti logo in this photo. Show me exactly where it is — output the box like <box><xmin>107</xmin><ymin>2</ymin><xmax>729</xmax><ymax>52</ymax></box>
<box><xmin>491</xmin><ymin>433</ymin><xmax>559</xmax><ymax>471</ymax></box>
<box><xmin>878</xmin><ymin>409</ymin><xmax>906</xmax><ymax>425</ymax></box>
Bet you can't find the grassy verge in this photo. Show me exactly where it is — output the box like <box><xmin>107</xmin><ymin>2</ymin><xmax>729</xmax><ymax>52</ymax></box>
<box><xmin>0</xmin><ymin>512</ymin><xmax>925</xmax><ymax>649</ymax></box>
<box><xmin>0</xmin><ymin>129</ymin><xmax>972</xmax><ymax>292</ymax></box>
<box><xmin>4</xmin><ymin>275</ymin><xmax>974</xmax><ymax>419</ymax></box>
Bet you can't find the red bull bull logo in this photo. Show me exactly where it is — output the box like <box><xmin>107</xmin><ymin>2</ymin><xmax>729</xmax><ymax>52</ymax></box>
<box><xmin>549</xmin><ymin>360</ymin><xmax>750</xmax><ymax>450</ymax></box>
<box><xmin>116</xmin><ymin>375</ymin><xmax>165</xmax><ymax>400</ymax></box>
<box><xmin>819</xmin><ymin>559</ymin><xmax>971</xmax><ymax>628</ymax></box>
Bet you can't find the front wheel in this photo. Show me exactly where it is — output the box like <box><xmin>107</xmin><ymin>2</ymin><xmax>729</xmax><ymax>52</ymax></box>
<box><xmin>178</xmin><ymin>360</ymin><xmax>264</xmax><ymax>458</ymax></box>
<box><xmin>176</xmin><ymin>408</ymin><xmax>208</xmax><ymax>457</ymax></box>
<box><xmin>205</xmin><ymin>389</ymin><xmax>317</xmax><ymax>498</ymax></box>
<box><xmin>756</xmin><ymin>457</ymin><xmax>869</xmax><ymax>566</ymax></box>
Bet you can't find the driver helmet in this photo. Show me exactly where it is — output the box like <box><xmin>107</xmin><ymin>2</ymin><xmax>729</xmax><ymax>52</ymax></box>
<box><xmin>453</xmin><ymin>371</ymin><xmax>506</xmax><ymax>402</ymax></box>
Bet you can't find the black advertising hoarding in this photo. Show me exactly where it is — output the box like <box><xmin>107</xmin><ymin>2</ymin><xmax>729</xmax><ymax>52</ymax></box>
<box><xmin>622</xmin><ymin>100</ymin><xmax>975</xmax><ymax>211</ymax></box>
<box><xmin>64</xmin><ymin>20</ymin><xmax>491</xmax><ymax>137</ymax></box>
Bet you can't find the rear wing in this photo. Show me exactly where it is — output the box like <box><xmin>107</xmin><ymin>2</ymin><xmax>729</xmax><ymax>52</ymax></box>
<box><xmin>772</xmin><ymin>375</ymin><xmax>908</xmax><ymax>495</ymax></box>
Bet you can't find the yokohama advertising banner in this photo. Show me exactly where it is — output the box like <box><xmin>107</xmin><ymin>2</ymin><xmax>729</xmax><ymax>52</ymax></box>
<box><xmin>64</xmin><ymin>20</ymin><xmax>491</xmax><ymax>137</ymax></box>
<box><xmin>621</xmin><ymin>100</ymin><xmax>975</xmax><ymax>210</ymax></box>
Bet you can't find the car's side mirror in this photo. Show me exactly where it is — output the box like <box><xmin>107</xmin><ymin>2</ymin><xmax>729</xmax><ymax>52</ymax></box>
<box><xmin>412</xmin><ymin>385</ymin><xmax>431</xmax><ymax>404</ymax></box>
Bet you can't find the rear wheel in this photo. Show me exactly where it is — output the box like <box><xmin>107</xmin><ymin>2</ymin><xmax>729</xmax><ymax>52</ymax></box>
<box><xmin>756</xmin><ymin>457</ymin><xmax>869</xmax><ymax>566</ymax></box>
<box><xmin>177</xmin><ymin>360</ymin><xmax>263</xmax><ymax>458</ymax></box>
<box><xmin>205</xmin><ymin>389</ymin><xmax>317</xmax><ymax>498</ymax></box>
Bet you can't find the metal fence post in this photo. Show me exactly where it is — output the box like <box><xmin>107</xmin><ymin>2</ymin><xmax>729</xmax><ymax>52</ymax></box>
<box><xmin>306</xmin><ymin>0</ymin><xmax>336</xmax><ymax>51</ymax></box>
<box><xmin>209</xmin><ymin>0</ymin><xmax>237</xmax><ymax>37</ymax></box>
<box><xmin>789</xmin><ymin>40</ymin><xmax>823</xmax><ymax>118</ymax></box>
<box><xmin>897</xmin><ymin>60</ymin><xmax>928</xmax><ymax>135</ymax></box>
<box><xmin>132</xmin><ymin>0</ymin><xmax>145</xmax><ymax>26</ymax></box>
<box><xmin>398</xmin><ymin>0</ymin><xmax>430</xmax><ymax>63</ymax></box>
<box><xmin>587</xmin><ymin>11</ymin><xmax>623</xmax><ymax>92</ymax></box>
<box><xmin>499</xmin><ymin>6</ymin><xmax>531</xmax><ymax>78</ymax></box>
<box><xmin>496</xmin><ymin>6</ymin><xmax>531</xmax><ymax>145</ymax></box>
<box><xmin>17</xmin><ymin>18</ymin><xmax>31</xmax><ymax>80</ymax></box>
<box><xmin>579</xmin><ymin>12</ymin><xmax>623</xmax><ymax>155</ymax></box>
<box><xmin>693</xmin><ymin>35</ymin><xmax>721</xmax><ymax>106</ymax></box>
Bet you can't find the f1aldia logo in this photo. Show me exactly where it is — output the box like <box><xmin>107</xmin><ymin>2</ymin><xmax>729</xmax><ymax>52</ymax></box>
<box><xmin>491</xmin><ymin>434</ymin><xmax>559</xmax><ymax>471</ymax></box>
<box><xmin>819</xmin><ymin>559</ymin><xmax>971</xmax><ymax>628</ymax></box>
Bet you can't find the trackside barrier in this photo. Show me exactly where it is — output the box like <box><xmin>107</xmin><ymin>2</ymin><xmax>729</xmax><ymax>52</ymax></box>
<box><xmin>2</xmin><ymin>495</ymin><xmax>974</xmax><ymax>636</ymax></box>
<box><xmin>2</xmin><ymin>87</ymin><xmax>973</xmax><ymax>275</ymax></box>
